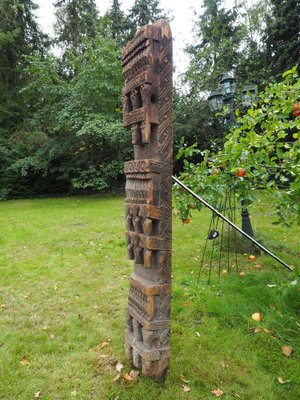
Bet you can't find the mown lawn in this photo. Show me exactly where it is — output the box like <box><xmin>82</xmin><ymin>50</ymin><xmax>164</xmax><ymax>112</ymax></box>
<box><xmin>0</xmin><ymin>193</ymin><xmax>299</xmax><ymax>400</ymax></box>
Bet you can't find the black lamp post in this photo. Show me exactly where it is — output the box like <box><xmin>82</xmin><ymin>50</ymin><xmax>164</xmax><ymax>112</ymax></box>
<box><xmin>208</xmin><ymin>72</ymin><xmax>257</xmax><ymax>237</ymax></box>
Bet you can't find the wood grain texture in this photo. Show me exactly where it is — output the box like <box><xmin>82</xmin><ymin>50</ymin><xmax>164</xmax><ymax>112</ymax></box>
<box><xmin>122</xmin><ymin>20</ymin><xmax>173</xmax><ymax>380</ymax></box>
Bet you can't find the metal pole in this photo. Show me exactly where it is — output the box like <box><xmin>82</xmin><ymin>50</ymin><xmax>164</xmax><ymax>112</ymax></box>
<box><xmin>172</xmin><ymin>175</ymin><xmax>294</xmax><ymax>272</ymax></box>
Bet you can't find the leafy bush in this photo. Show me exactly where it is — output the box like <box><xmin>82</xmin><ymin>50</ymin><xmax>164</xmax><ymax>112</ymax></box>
<box><xmin>174</xmin><ymin>67</ymin><xmax>300</xmax><ymax>226</ymax></box>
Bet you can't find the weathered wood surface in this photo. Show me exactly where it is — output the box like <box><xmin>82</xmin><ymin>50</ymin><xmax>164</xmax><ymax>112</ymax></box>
<box><xmin>122</xmin><ymin>20</ymin><xmax>173</xmax><ymax>380</ymax></box>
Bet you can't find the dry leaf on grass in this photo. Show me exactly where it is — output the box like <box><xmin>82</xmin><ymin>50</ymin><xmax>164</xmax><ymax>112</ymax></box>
<box><xmin>41</xmin><ymin>326</ymin><xmax>48</xmax><ymax>331</ymax></box>
<box><xmin>281</xmin><ymin>346</ymin><xmax>293</xmax><ymax>357</ymax></box>
<box><xmin>278</xmin><ymin>377</ymin><xmax>286</xmax><ymax>384</ymax></box>
<box><xmin>129</xmin><ymin>369</ymin><xmax>139</xmax><ymax>379</ymax></box>
<box><xmin>50</xmin><ymin>334</ymin><xmax>56</xmax><ymax>340</ymax></box>
<box><xmin>254</xmin><ymin>327</ymin><xmax>271</xmax><ymax>334</ymax></box>
<box><xmin>112</xmin><ymin>374</ymin><xmax>121</xmax><ymax>382</ymax></box>
<box><xmin>33</xmin><ymin>391</ymin><xmax>41</xmax><ymax>398</ymax></box>
<box><xmin>123</xmin><ymin>373</ymin><xmax>133</xmax><ymax>382</ymax></box>
<box><xmin>100</xmin><ymin>341</ymin><xmax>110</xmax><ymax>349</ymax></box>
<box><xmin>234</xmin><ymin>394</ymin><xmax>241</xmax><ymax>398</ymax></box>
<box><xmin>182</xmin><ymin>384</ymin><xmax>190</xmax><ymax>392</ymax></box>
<box><xmin>0</xmin><ymin>304</ymin><xmax>6</xmax><ymax>308</ymax></box>
<box><xmin>211</xmin><ymin>388</ymin><xmax>223</xmax><ymax>397</ymax></box>
<box><xmin>179</xmin><ymin>374</ymin><xmax>190</xmax><ymax>384</ymax></box>
<box><xmin>20</xmin><ymin>359</ymin><xmax>30</xmax><ymax>366</ymax></box>
<box><xmin>196</xmin><ymin>331</ymin><xmax>200</xmax><ymax>337</ymax></box>
<box><xmin>251</xmin><ymin>312</ymin><xmax>262</xmax><ymax>322</ymax></box>
<box><xmin>115</xmin><ymin>362</ymin><xmax>124</xmax><ymax>372</ymax></box>
<box><xmin>220</xmin><ymin>360</ymin><xmax>226</xmax><ymax>369</ymax></box>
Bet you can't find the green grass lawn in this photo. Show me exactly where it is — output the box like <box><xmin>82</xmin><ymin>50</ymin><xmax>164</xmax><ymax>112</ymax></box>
<box><xmin>0</xmin><ymin>193</ymin><xmax>299</xmax><ymax>400</ymax></box>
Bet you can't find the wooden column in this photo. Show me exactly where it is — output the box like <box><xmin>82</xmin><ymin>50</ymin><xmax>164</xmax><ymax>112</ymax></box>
<box><xmin>122</xmin><ymin>21</ymin><xmax>173</xmax><ymax>380</ymax></box>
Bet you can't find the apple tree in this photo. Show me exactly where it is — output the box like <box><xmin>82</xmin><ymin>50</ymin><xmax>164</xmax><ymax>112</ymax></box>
<box><xmin>174</xmin><ymin>66</ymin><xmax>300</xmax><ymax>226</ymax></box>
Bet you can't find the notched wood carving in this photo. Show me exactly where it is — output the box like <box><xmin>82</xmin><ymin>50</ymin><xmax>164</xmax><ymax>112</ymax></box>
<box><xmin>123</xmin><ymin>20</ymin><xmax>172</xmax><ymax>381</ymax></box>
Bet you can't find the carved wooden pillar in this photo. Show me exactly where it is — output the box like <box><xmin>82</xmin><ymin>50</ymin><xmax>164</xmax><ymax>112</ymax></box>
<box><xmin>122</xmin><ymin>21</ymin><xmax>173</xmax><ymax>380</ymax></box>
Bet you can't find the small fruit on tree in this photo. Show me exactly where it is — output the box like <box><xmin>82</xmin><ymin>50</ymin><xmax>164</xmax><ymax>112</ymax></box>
<box><xmin>293</xmin><ymin>103</ymin><xmax>300</xmax><ymax>117</ymax></box>
<box><xmin>235</xmin><ymin>168</ymin><xmax>246</xmax><ymax>178</ymax></box>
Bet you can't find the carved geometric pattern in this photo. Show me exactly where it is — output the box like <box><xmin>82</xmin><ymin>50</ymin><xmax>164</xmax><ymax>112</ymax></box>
<box><xmin>122</xmin><ymin>21</ymin><xmax>172</xmax><ymax>380</ymax></box>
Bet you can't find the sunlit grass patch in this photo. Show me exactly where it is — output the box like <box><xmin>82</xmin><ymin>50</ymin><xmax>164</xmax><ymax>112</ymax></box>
<box><xmin>0</xmin><ymin>194</ymin><xmax>299</xmax><ymax>400</ymax></box>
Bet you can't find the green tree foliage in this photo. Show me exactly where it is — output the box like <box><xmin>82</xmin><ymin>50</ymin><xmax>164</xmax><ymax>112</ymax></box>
<box><xmin>184</xmin><ymin>0</ymin><xmax>243</xmax><ymax>94</ymax></box>
<box><xmin>173</xmin><ymin>88</ymin><xmax>221</xmax><ymax>173</ymax></box>
<box><xmin>174</xmin><ymin>67</ymin><xmax>300</xmax><ymax>226</ymax></box>
<box><xmin>0</xmin><ymin>0</ymin><xmax>48</xmax><ymax>132</ymax></box>
<box><xmin>103</xmin><ymin>0</ymin><xmax>131</xmax><ymax>47</ymax></box>
<box><xmin>53</xmin><ymin>0</ymin><xmax>100</xmax><ymax>56</ymax></box>
<box><xmin>127</xmin><ymin>0</ymin><xmax>170</xmax><ymax>39</ymax></box>
<box><xmin>264</xmin><ymin>0</ymin><xmax>300</xmax><ymax>78</ymax></box>
<box><xmin>235</xmin><ymin>0</ymin><xmax>271</xmax><ymax>86</ymax></box>
<box><xmin>0</xmin><ymin>37</ymin><xmax>132</xmax><ymax>199</ymax></box>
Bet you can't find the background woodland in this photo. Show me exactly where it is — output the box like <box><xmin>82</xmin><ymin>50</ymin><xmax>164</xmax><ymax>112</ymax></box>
<box><xmin>0</xmin><ymin>0</ymin><xmax>299</xmax><ymax>199</ymax></box>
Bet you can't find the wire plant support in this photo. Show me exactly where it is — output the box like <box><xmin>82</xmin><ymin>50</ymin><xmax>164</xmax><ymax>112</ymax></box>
<box><xmin>172</xmin><ymin>175</ymin><xmax>294</xmax><ymax>273</ymax></box>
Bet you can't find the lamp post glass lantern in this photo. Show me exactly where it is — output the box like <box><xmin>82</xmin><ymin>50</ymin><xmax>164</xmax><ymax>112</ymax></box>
<box><xmin>208</xmin><ymin>90</ymin><xmax>223</xmax><ymax>113</ymax></box>
<box><xmin>220</xmin><ymin>72</ymin><xmax>235</xmax><ymax>98</ymax></box>
<box><xmin>241</xmin><ymin>84</ymin><xmax>256</xmax><ymax>107</ymax></box>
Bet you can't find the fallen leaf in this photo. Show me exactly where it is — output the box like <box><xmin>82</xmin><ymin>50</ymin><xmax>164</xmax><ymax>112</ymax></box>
<box><xmin>179</xmin><ymin>374</ymin><xmax>190</xmax><ymax>384</ymax></box>
<box><xmin>254</xmin><ymin>327</ymin><xmax>271</xmax><ymax>334</ymax></box>
<box><xmin>252</xmin><ymin>312</ymin><xmax>262</xmax><ymax>322</ymax></box>
<box><xmin>196</xmin><ymin>331</ymin><xmax>200</xmax><ymax>337</ymax></box>
<box><xmin>100</xmin><ymin>341</ymin><xmax>110</xmax><ymax>349</ymax></box>
<box><xmin>71</xmin><ymin>389</ymin><xmax>77</xmax><ymax>396</ymax></box>
<box><xmin>20</xmin><ymin>359</ymin><xmax>30</xmax><ymax>366</ymax></box>
<box><xmin>113</xmin><ymin>373</ymin><xmax>121</xmax><ymax>382</ymax></box>
<box><xmin>281</xmin><ymin>346</ymin><xmax>293</xmax><ymax>357</ymax></box>
<box><xmin>183</xmin><ymin>302</ymin><xmax>191</xmax><ymax>307</ymax></box>
<box><xmin>182</xmin><ymin>384</ymin><xmax>190</xmax><ymax>392</ymax></box>
<box><xmin>0</xmin><ymin>304</ymin><xmax>6</xmax><ymax>308</ymax></box>
<box><xmin>239</xmin><ymin>271</ymin><xmax>246</xmax><ymax>277</ymax></box>
<box><xmin>253</xmin><ymin>264</ymin><xmax>262</xmax><ymax>269</ymax></box>
<box><xmin>116</xmin><ymin>362</ymin><xmax>124</xmax><ymax>372</ymax></box>
<box><xmin>50</xmin><ymin>334</ymin><xmax>56</xmax><ymax>340</ymax></box>
<box><xmin>33</xmin><ymin>391</ymin><xmax>41</xmax><ymax>398</ymax></box>
<box><xmin>220</xmin><ymin>360</ymin><xmax>226</xmax><ymax>370</ymax></box>
<box><xmin>123</xmin><ymin>372</ymin><xmax>134</xmax><ymax>382</ymax></box>
<box><xmin>129</xmin><ymin>369</ymin><xmax>139</xmax><ymax>379</ymax></box>
<box><xmin>211</xmin><ymin>388</ymin><xmax>223</xmax><ymax>397</ymax></box>
<box><xmin>263</xmin><ymin>328</ymin><xmax>271</xmax><ymax>333</ymax></box>
<box><xmin>278</xmin><ymin>377</ymin><xmax>286</xmax><ymax>384</ymax></box>
<box><xmin>234</xmin><ymin>394</ymin><xmax>241</xmax><ymax>398</ymax></box>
